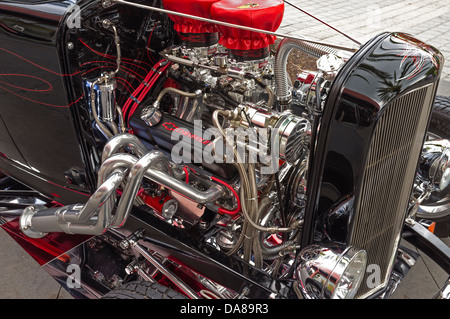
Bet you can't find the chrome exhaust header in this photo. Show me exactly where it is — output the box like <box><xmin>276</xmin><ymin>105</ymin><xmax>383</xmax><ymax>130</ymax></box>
<box><xmin>20</xmin><ymin>170</ymin><xmax>126</xmax><ymax>238</ymax></box>
<box><xmin>19</xmin><ymin>133</ymin><xmax>224</xmax><ymax>238</ymax></box>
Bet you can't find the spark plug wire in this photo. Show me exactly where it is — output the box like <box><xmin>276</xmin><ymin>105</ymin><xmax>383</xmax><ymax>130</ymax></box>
<box><xmin>125</xmin><ymin>60</ymin><xmax>171</xmax><ymax>126</ymax></box>
<box><xmin>183</xmin><ymin>165</ymin><xmax>241</xmax><ymax>216</ymax></box>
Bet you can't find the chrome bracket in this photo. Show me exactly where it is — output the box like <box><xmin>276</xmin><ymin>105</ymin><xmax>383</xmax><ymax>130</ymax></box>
<box><xmin>102</xmin><ymin>0</ymin><xmax>115</xmax><ymax>8</ymax></box>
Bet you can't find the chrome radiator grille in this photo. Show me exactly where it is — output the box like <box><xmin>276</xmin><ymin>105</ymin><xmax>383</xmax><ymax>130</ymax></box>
<box><xmin>350</xmin><ymin>84</ymin><xmax>436</xmax><ymax>298</ymax></box>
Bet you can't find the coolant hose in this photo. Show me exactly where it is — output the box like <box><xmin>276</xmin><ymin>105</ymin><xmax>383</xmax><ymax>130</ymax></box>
<box><xmin>212</xmin><ymin>110</ymin><xmax>301</xmax><ymax>234</ymax></box>
<box><xmin>274</xmin><ymin>38</ymin><xmax>339</xmax><ymax>105</ymax></box>
<box><xmin>153</xmin><ymin>87</ymin><xmax>200</xmax><ymax>109</ymax></box>
<box><xmin>256</xmin><ymin>197</ymin><xmax>298</xmax><ymax>260</ymax></box>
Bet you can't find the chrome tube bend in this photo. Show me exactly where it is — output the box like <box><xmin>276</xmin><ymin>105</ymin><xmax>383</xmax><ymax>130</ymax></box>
<box><xmin>113</xmin><ymin>150</ymin><xmax>169</xmax><ymax>227</ymax></box>
<box><xmin>20</xmin><ymin>170</ymin><xmax>126</xmax><ymax>237</ymax></box>
<box><xmin>145</xmin><ymin>169</ymin><xmax>224</xmax><ymax>204</ymax></box>
<box><xmin>101</xmin><ymin>133</ymin><xmax>149</xmax><ymax>163</ymax></box>
<box><xmin>62</xmin><ymin>170</ymin><xmax>125</xmax><ymax>235</ymax></box>
<box><xmin>274</xmin><ymin>38</ymin><xmax>339</xmax><ymax>104</ymax></box>
<box><xmin>113</xmin><ymin>150</ymin><xmax>225</xmax><ymax>227</ymax></box>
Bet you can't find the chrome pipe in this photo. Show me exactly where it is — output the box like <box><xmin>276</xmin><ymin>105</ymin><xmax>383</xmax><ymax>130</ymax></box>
<box><xmin>60</xmin><ymin>154</ymin><xmax>137</xmax><ymax>225</ymax></box>
<box><xmin>101</xmin><ymin>133</ymin><xmax>149</xmax><ymax>163</ymax></box>
<box><xmin>116</xmin><ymin>105</ymin><xmax>126</xmax><ymax>133</ymax></box>
<box><xmin>131</xmin><ymin>242</ymin><xmax>199</xmax><ymax>299</ymax></box>
<box><xmin>62</xmin><ymin>168</ymin><xmax>127</xmax><ymax>224</ymax></box>
<box><xmin>20</xmin><ymin>145</ymin><xmax>224</xmax><ymax>238</ymax></box>
<box><xmin>145</xmin><ymin>169</ymin><xmax>224</xmax><ymax>204</ymax></box>
<box><xmin>274</xmin><ymin>38</ymin><xmax>339</xmax><ymax>105</ymax></box>
<box><xmin>112</xmin><ymin>151</ymin><xmax>168</xmax><ymax>227</ymax></box>
<box><xmin>19</xmin><ymin>170</ymin><xmax>126</xmax><ymax>238</ymax></box>
<box><xmin>284</xmin><ymin>0</ymin><xmax>362</xmax><ymax>46</ymax></box>
<box><xmin>153</xmin><ymin>87</ymin><xmax>200</xmax><ymax>109</ymax></box>
<box><xmin>112</xmin><ymin>150</ymin><xmax>224</xmax><ymax>227</ymax></box>
<box><xmin>95</xmin><ymin>153</ymin><xmax>138</xmax><ymax>228</ymax></box>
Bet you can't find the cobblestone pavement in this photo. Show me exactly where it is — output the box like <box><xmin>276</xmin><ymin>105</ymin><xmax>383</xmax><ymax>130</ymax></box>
<box><xmin>279</xmin><ymin>0</ymin><xmax>450</xmax><ymax>85</ymax></box>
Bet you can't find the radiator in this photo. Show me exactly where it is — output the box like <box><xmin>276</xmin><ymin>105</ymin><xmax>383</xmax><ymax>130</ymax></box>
<box><xmin>350</xmin><ymin>84</ymin><xmax>436</xmax><ymax>298</ymax></box>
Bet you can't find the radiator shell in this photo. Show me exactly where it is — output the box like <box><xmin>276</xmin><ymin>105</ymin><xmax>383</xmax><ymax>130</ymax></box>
<box><xmin>303</xmin><ymin>32</ymin><xmax>444</xmax><ymax>298</ymax></box>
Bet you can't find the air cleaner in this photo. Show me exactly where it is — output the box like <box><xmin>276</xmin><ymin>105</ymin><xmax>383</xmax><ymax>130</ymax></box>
<box><xmin>162</xmin><ymin>0</ymin><xmax>221</xmax><ymax>47</ymax></box>
<box><xmin>210</xmin><ymin>0</ymin><xmax>284</xmax><ymax>60</ymax></box>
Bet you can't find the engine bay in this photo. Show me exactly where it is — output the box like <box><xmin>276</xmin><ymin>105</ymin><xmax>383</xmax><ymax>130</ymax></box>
<box><xmin>59</xmin><ymin>0</ymin><xmax>351</xmax><ymax>277</ymax></box>
<box><xmin>0</xmin><ymin>0</ymin><xmax>445</xmax><ymax>301</ymax></box>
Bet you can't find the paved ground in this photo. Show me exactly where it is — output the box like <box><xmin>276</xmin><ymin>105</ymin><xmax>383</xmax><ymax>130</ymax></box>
<box><xmin>0</xmin><ymin>1</ymin><xmax>449</xmax><ymax>299</ymax></box>
<box><xmin>0</xmin><ymin>227</ymin><xmax>73</xmax><ymax>299</ymax></box>
<box><xmin>0</xmin><ymin>224</ymin><xmax>448</xmax><ymax>299</ymax></box>
<box><xmin>279</xmin><ymin>0</ymin><xmax>450</xmax><ymax>95</ymax></box>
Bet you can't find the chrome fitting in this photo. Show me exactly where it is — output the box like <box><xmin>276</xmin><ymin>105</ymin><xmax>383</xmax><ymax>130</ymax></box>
<box><xmin>19</xmin><ymin>206</ymin><xmax>47</xmax><ymax>239</ymax></box>
<box><xmin>296</xmin><ymin>244</ymin><xmax>367</xmax><ymax>299</ymax></box>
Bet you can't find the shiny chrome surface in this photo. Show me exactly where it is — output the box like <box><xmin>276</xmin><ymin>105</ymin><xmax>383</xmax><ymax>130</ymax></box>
<box><xmin>351</xmin><ymin>84</ymin><xmax>437</xmax><ymax>298</ymax></box>
<box><xmin>141</xmin><ymin>106</ymin><xmax>163</xmax><ymax>127</ymax></box>
<box><xmin>415</xmin><ymin>138</ymin><xmax>450</xmax><ymax>219</ymax></box>
<box><xmin>19</xmin><ymin>170</ymin><xmax>125</xmax><ymax>237</ymax></box>
<box><xmin>276</xmin><ymin>113</ymin><xmax>311</xmax><ymax>164</ymax></box>
<box><xmin>171</xmin><ymin>89</ymin><xmax>204</xmax><ymax>123</ymax></box>
<box><xmin>18</xmin><ymin>133</ymin><xmax>225</xmax><ymax>237</ymax></box>
<box><xmin>316</xmin><ymin>53</ymin><xmax>346</xmax><ymax>80</ymax></box>
<box><xmin>420</xmin><ymin>139</ymin><xmax>450</xmax><ymax>192</ymax></box>
<box><xmin>101</xmin><ymin>133</ymin><xmax>148</xmax><ymax>162</ymax></box>
<box><xmin>274</xmin><ymin>37</ymin><xmax>340</xmax><ymax>105</ymax></box>
<box><xmin>94</xmin><ymin>79</ymin><xmax>117</xmax><ymax>122</ymax></box>
<box><xmin>243</xmin><ymin>104</ymin><xmax>311</xmax><ymax>165</ymax></box>
<box><xmin>89</xmin><ymin>77</ymin><xmax>118</xmax><ymax>139</ymax></box>
<box><xmin>101</xmin><ymin>135</ymin><xmax>223</xmax><ymax>207</ymax></box>
<box><xmin>126</xmin><ymin>236</ymin><xmax>200</xmax><ymax>299</ymax></box>
<box><xmin>283</xmin><ymin>0</ymin><xmax>362</xmax><ymax>45</ymax></box>
<box><xmin>434</xmin><ymin>278</ymin><xmax>450</xmax><ymax>299</ymax></box>
<box><xmin>296</xmin><ymin>244</ymin><xmax>367</xmax><ymax>299</ymax></box>
<box><xmin>102</xmin><ymin>19</ymin><xmax>122</xmax><ymax>76</ymax></box>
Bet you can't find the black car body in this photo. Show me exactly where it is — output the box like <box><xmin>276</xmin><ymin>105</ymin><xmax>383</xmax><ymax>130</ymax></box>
<box><xmin>0</xmin><ymin>0</ymin><xmax>449</xmax><ymax>300</ymax></box>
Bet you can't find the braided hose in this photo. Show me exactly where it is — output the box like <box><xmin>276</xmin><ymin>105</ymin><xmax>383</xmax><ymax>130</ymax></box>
<box><xmin>274</xmin><ymin>38</ymin><xmax>339</xmax><ymax>105</ymax></box>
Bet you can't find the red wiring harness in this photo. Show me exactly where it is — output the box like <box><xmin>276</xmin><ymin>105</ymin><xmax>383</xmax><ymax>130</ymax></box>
<box><xmin>80</xmin><ymin>37</ymin><xmax>240</xmax><ymax>216</ymax></box>
<box><xmin>184</xmin><ymin>166</ymin><xmax>241</xmax><ymax>216</ymax></box>
<box><xmin>211</xmin><ymin>176</ymin><xmax>241</xmax><ymax>216</ymax></box>
<box><xmin>122</xmin><ymin>59</ymin><xmax>172</xmax><ymax>126</ymax></box>
<box><xmin>78</xmin><ymin>38</ymin><xmax>172</xmax><ymax>127</ymax></box>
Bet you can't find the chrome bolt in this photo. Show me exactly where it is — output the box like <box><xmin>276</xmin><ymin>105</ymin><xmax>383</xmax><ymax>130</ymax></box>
<box><xmin>119</xmin><ymin>239</ymin><xmax>130</xmax><ymax>250</ymax></box>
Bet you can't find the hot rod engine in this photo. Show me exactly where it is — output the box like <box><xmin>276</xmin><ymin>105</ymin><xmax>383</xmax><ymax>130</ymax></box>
<box><xmin>22</xmin><ymin>0</ymin><xmax>317</xmax><ymax>278</ymax></box>
<box><xmin>0</xmin><ymin>0</ymin><xmax>449</xmax><ymax>300</ymax></box>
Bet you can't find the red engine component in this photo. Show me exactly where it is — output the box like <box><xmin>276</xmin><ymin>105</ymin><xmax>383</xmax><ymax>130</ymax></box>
<box><xmin>140</xmin><ymin>192</ymin><xmax>179</xmax><ymax>221</ymax></box>
<box><xmin>162</xmin><ymin>0</ymin><xmax>221</xmax><ymax>47</ymax></box>
<box><xmin>210</xmin><ymin>0</ymin><xmax>284</xmax><ymax>60</ymax></box>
